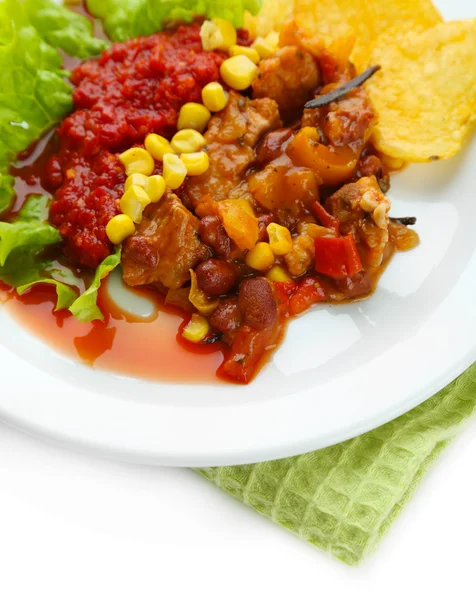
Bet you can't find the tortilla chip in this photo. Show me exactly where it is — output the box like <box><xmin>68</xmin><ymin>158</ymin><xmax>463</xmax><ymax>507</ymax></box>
<box><xmin>245</xmin><ymin>0</ymin><xmax>355</xmax><ymax>61</ymax></box>
<box><xmin>244</xmin><ymin>0</ymin><xmax>294</xmax><ymax>37</ymax></box>
<box><xmin>365</xmin><ymin>20</ymin><xmax>476</xmax><ymax>162</ymax></box>
<box><xmin>245</xmin><ymin>0</ymin><xmax>442</xmax><ymax>69</ymax></box>
<box><xmin>336</xmin><ymin>0</ymin><xmax>442</xmax><ymax>69</ymax></box>
<box><xmin>294</xmin><ymin>0</ymin><xmax>355</xmax><ymax>51</ymax></box>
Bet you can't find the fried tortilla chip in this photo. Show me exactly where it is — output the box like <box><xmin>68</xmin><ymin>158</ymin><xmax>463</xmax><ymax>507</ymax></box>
<box><xmin>337</xmin><ymin>0</ymin><xmax>442</xmax><ymax>69</ymax></box>
<box><xmin>245</xmin><ymin>0</ymin><xmax>441</xmax><ymax>68</ymax></box>
<box><xmin>244</xmin><ymin>0</ymin><xmax>294</xmax><ymax>37</ymax></box>
<box><xmin>365</xmin><ymin>20</ymin><xmax>476</xmax><ymax>162</ymax></box>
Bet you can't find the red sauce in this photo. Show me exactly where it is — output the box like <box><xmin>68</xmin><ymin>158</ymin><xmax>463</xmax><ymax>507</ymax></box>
<box><xmin>2</xmin><ymin>281</ymin><xmax>226</xmax><ymax>383</ymax></box>
<box><xmin>47</xmin><ymin>23</ymin><xmax>228</xmax><ymax>269</ymax></box>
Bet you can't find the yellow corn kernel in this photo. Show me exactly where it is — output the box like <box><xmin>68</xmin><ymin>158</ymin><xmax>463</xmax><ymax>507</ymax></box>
<box><xmin>200</xmin><ymin>18</ymin><xmax>237</xmax><ymax>51</ymax></box>
<box><xmin>220</xmin><ymin>55</ymin><xmax>258</xmax><ymax>91</ymax></box>
<box><xmin>145</xmin><ymin>175</ymin><xmax>165</xmax><ymax>202</ymax></box>
<box><xmin>120</xmin><ymin>185</ymin><xmax>151</xmax><ymax>223</ymax></box>
<box><xmin>181</xmin><ymin>152</ymin><xmax>209</xmax><ymax>176</ymax></box>
<box><xmin>170</xmin><ymin>129</ymin><xmax>206</xmax><ymax>154</ymax></box>
<box><xmin>177</xmin><ymin>103</ymin><xmax>211</xmax><ymax>133</ymax></box>
<box><xmin>201</xmin><ymin>82</ymin><xmax>228</xmax><ymax>112</ymax></box>
<box><xmin>106</xmin><ymin>214</ymin><xmax>135</xmax><ymax>245</ymax></box>
<box><xmin>245</xmin><ymin>242</ymin><xmax>275</xmax><ymax>271</ymax></box>
<box><xmin>189</xmin><ymin>269</ymin><xmax>219</xmax><ymax>315</ymax></box>
<box><xmin>265</xmin><ymin>31</ymin><xmax>280</xmax><ymax>49</ymax></box>
<box><xmin>118</xmin><ymin>147</ymin><xmax>155</xmax><ymax>176</ymax></box>
<box><xmin>163</xmin><ymin>154</ymin><xmax>187</xmax><ymax>189</ymax></box>
<box><xmin>124</xmin><ymin>173</ymin><xmax>148</xmax><ymax>191</ymax></box>
<box><xmin>267</xmin><ymin>223</ymin><xmax>292</xmax><ymax>255</ymax></box>
<box><xmin>145</xmin><ymin>134</ymin><xmax>174</xmax><ymax>161</ymax></box>
<box><xmin>182</xmin><ymin>313</ymin><xmax>210</xmax><ymax>343</ymax></box>
<box><xmin>251</xmin><ymin>36</ymin><xmax>276</xmax><ymax>59</ymax></box>
<box><xmin>267</xmin><ymin>266</ymin><xmax>292</xmax><ymax>283</ymax></box>
<box><xmin>229</xmin><ymin>44</ymin><xmax>260</xmax><ymax>64</ymax></box>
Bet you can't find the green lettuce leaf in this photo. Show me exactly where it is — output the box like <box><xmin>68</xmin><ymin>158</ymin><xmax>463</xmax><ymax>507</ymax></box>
<box><xmin>17</xmin><ymin>277</ymin><xmax>79</xmax><ymax>311</ymax></box>
<box><xmin>0</xmin><ymin>196</ymin><xmax>60</xmax><ymax>267</ymax></box>
<box><xmin>25</xmin><ymin>0</ymin><xmax>109</xmax><ymax>59</ymax></box>
<box><xmin>87</xmin><ymin>0</ymin><xmax>263</xmax><ymax>41</ymax></box>
<box><xmin>69</xmin><ymin>247</ymin><xmax>121</xmax><ymax>322</ymax></box>
<box><xmin>0</xmin><ymin>195</ymin><xmax>82</xmax><ymax>310</ymax></box>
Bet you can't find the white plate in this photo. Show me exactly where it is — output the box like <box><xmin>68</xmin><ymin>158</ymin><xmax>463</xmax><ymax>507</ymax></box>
<box><xmin>1</xmin><ymin>0</ymin><xmax>475</xmax><ymax>467</ymax></box>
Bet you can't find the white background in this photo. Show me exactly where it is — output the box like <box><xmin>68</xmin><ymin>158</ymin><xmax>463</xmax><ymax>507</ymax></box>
<box><xmin>1</xmin><ymin>416</ymin><xmax>475</xmax><ymax>599</ymax></box>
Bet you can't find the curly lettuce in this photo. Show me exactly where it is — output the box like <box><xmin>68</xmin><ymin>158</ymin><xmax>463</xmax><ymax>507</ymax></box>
<box><xmin>69</xmin><ymin>247</ymin><xmax>121</xmax><ymax>322</ymax></box>
<box><xmin>0</xmin><ymin>195</ymin><xmax>122</xmax><ymax>319</ymax></box>
<box><xmin>25</xmin><ymin>0</ymin><xmax>109</xmax><ymax>59</ymax></box>
<box><xmin>87</xmin><ymin>0</ymin><xmax>263</xmax><ymax>41</ymax></box>
<box><xmin>0</xmin><ymin>195</ymin><xmax>81</xmax><ymax>310</ymax></box>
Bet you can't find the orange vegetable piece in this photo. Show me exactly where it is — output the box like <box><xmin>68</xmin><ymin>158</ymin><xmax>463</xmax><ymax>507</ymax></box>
<box><xmin>286</xmin><ymin>129</ymin><xmax>357</xmax><ymax>186</ymax></box>
<box><xmin>218</xmin><ymin>201</ymin><xmax>259</xmax><ymax>252</ymax></box>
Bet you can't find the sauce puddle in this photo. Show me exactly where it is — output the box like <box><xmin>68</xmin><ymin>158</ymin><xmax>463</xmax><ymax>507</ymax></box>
<box><xmin>2</xmin><ymin>282</ymin><xmax>226</xmax><ymax>384</ymax></box>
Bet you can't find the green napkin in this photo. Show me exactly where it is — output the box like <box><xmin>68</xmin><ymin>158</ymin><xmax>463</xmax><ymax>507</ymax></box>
<box><xmin>200</xmin><ymin>363</ymin><xmax>476</xmax><ymax>565</ymax></box>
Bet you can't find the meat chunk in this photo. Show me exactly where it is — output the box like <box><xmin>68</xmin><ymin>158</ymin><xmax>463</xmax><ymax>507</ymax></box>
<box><xmin>321</xmin><ymin>88</ymin><xmax>375</xmax><ymax>152</ymax></box>
<box><xmin>252</xmin><ymin>46</ymin><xmax>320</xmax><ymax>121</ymax></box>
<box><xmin>325</xmin><ymin>176</ymin><xmax>391</xmax><ymax>267</ymax></box>
<box><xmin>184</xmin><ymin>91</ymin><xmax>281</xmax><ymax>207</ymax></box>
<box><xmin>122</xmin><ymin>191</ymin><xmax>210</xmax><ymax>289</ymax></box>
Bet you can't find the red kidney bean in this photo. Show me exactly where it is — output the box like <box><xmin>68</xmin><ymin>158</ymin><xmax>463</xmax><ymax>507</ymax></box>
<box><xmin>257</xmin><ymin>214</ymin><xmax>274</xmax><ymax>242</ymax></box>
<box><xmin>238</xmin><ymin>277</ymin><xmax>277</xmax><ymax>330</ymax></box>
<box><xmin>210</xmin><ymin>297</ymin><xmax>242</xmax><ymax>334</ymax></box>
<box><xmin>256</xmin><ymin>128</ymin><xmax>293</xmax><ymax>165</ymax></box>
<box><xmin>199</xmin><ymin>216</ymin><xmax>232</xmax><ymax>258</ymax></box>
<box><xmin>196</xmin><ymin>258</ymin><xmax>238</xmax><ymax>296</ymax></box>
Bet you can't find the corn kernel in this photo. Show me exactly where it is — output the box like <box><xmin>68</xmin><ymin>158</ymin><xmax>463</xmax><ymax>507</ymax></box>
<box><xmin>125</xmin><ymin>173</ymin><xmax>148</xmax><ymax>191</ymax></box>
<box><xmin>181</xmin><ymin>152</ymin><xmax>209</xmax><ymax>176</ymax></box>
<box><xmin>201</xmin><ymin>82</ymin><xmax>228</xmax><ymax>112</ymax></box>
<box><xmin>200</xmin><ymin>18</ymin><xmax>237</xmax><ymax>51</ymax></box>
<box><xmin>229</xmin><ymin>45</ymin><xmax>260</xmax><ymax>64</ymax></box>
<box><xmin>265</xmin><ymin>31</ymin><xmax>280</xmax><ymax>49</ymax></box>
<box><xmin>220</xmin><ymin>55</ymin><xmax>258</xmax><ymax>91</ymax></box>
<box><xmin>120</xmin><ymin>185</ymin><xmax>151</xmax><ymax>223</ymax></box>
<box><xmin>245</xmin><ymin>242</ymin><xmax>275</xmax><ymax>271</ymax></box>
<box><xmin>177</xmin><ymin>103</ymin><xmax>211</xmax><ymax>133</ymax></box>
<box><xmin>267</xmin><ymin>223</ymin><xmax>293</xmax><ymax>255</ymax></box>
<box><xmin>145</xmin><ymin>134</ymin><xmax>174</xmax><ymax>161</ymax></box>
<box><xmin>182</xmin><ymin>313</ymin><xmax>210</xmax><ymax>343</ymax></box>
<box><xmin>189</xmin><ymin>269</ymin><xmax>219</xmax><ymax>315</ymax></box>
<box><xmin>170</xmin><ymin>129</ymin><xmax>206</xmax><ymax>154</ymax></box>
<box><xmin>145</xmin><ymin>175</ymin><xmax>165</xmax><ymax>202</ymax></box>
<box><xmin>106</xmin><ymin>214</ymin><xmax>135</xmax><ymax>245</ymax></box>
<box><xmin>163</xmin><ymin>154</ymin><xmax>187</xmax><ymax>189</ymax></box>
<box><xmin>267</xmin><ymin>266</ymin><xmax>292</xmax><ymax>283</ymax></box>
<box><xmin>118</xmin><ymin>147</ymin><xmax>155</xmax><ymax>176</ymax></box>
<box><xmin>251</xmin><ymin>36</ymin><xmax>276</xmax><ymax>59</ymax></box>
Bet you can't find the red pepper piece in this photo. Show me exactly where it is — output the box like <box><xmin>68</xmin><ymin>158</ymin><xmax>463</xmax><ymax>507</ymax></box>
<box><xmin>312</xmin><ymin>201</ymin><xmax>341</xmax><ymax>233</ymax></box>
<box><xmin>314</xmin><ymin>235</ymin><xmax>363</xmax><ymax>278</ymax></box>
<box><xmin>273</xmin><ymin>281</ymin><xmax>297</xmax><ymax>315</ymax></box>
<box><xmin>289</xmin><ymin>276</ymin><xmax>326</xmax><ymax>316</ymax></box>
